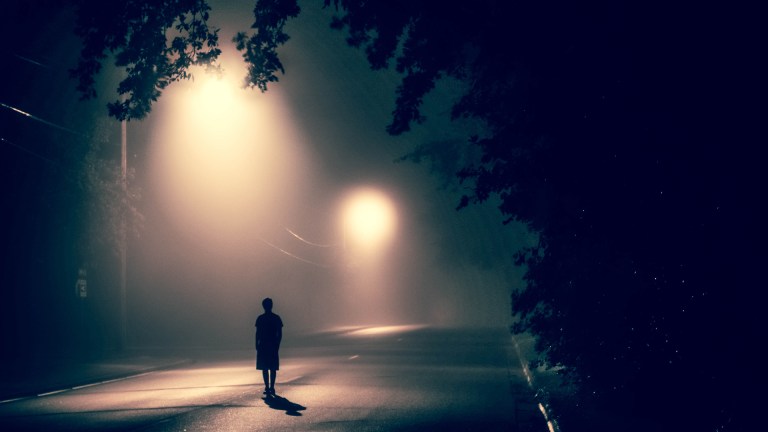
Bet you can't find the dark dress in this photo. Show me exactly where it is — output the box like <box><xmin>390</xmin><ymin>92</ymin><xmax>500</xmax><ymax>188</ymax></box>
<box><xmin>255</xmin><ymin>312</ymin><xmax>283</xmax><ymax>370</ymax></box>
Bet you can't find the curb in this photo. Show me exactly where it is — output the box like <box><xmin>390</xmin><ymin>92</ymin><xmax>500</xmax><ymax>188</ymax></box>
<box><xmin>0</xmin><ymin>358</ymin><xmax>194</xmax><ymax>403</ymax></box>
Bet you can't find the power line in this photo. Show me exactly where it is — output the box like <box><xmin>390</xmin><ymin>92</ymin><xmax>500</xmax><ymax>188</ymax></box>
<box><xmin>1</xmin><ymin>137</ymin><xmax>82</xmax><ymax>187</ymax></box>
<box><xmin>257</xmin><ymin>237</ymin><xmax>331</xmax><ymax>269</ymax></box>
<box><xmin>285</xmin><ymin>227</ymin><xmax>338</xmax><ymax>248</ymax></box>
<box><xmin>1</xmin><ymin>136</ymin><xmax>58</xmax><ymax>165</ymax></box>
<box><xmin>12</xmin><ymin>53</ymin><xmax>50</xmax><ymax>68</ymax></box>
<box><xmin>1</xmin><ymin>101</ymin><xmax>83</xmax><ymax>135</ymax></box>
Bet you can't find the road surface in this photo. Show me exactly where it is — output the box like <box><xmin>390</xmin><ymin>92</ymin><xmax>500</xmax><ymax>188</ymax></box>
<box><xmin>0</xmin><ymin>326</ymin><xmax>546</xmax><ymax>431</ymax></box>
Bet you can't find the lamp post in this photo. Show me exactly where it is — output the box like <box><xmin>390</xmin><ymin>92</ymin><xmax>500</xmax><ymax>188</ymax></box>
<box><xmin>119</xmin><ymin>117</ymin><xmax>128</xmax><ymax>350</ymax></box>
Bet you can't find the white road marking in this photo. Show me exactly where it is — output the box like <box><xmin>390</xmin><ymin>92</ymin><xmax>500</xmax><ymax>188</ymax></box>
<box><xmin>37</xmin><ymin>389</ymin><xmax>67</xmax><ymax>397</ymax></box>
<box><xmin>512</xmin><ymin>335</ymin><xmax>561</xmax><ymax>432</ymax></box>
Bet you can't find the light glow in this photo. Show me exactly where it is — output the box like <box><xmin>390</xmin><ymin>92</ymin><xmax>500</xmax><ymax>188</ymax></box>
<box><xmin>148</xmin><ymin>55</ymin><xmax>311</xmax><ymax>252</ymax></box>
<box><xmin>344</xmin><ymin>324</ymin><xmax>427</xmax><ymax>336</ymax></box>
<box><xmin>340</xmin><ymin>187</ymin><xmax>397</xmax><ymax>255</ymax></box>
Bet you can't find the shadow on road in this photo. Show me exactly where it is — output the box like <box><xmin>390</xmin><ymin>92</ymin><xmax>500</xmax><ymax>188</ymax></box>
<box><xmin>263</xmin><ymin>395</ymin><xmax>306</xmax><ymax>416</ymax></box>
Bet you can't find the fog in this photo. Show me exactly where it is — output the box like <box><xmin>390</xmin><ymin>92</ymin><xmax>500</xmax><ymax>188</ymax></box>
<box><xmin>116</xmin><ymin>1</ymin><xmax>534</xmax><ymax>348</ymax></box>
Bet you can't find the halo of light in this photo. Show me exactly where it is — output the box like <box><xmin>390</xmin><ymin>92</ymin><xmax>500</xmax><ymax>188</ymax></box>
<box><xmin>147</xmin><ymin>55</ymin><xmax>311</xmax><ymax>252</ymax></box>
<box><xmin>340</xmin><ymin>187</ymin><xmax>398</xmax><ymax>254</ymax></box>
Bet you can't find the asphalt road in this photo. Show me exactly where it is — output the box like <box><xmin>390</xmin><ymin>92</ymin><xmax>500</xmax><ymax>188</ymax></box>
<box><xmin>0</xmin><ymin>326</ymin><xmax>547</xmax><ymax>431</ymax></box>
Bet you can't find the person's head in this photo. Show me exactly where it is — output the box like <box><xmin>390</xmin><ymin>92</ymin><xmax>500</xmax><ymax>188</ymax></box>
<box><xmin>262</xmin><ymin>297</ymin><xmax>273</xmax><ymax>312</ymax></box>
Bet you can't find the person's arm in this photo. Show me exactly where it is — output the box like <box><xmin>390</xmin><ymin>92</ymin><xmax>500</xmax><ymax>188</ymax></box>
<box><xmin>276</xmin><ymin>325</ymin><xmax>282</xmax><ymax>349</ymax></box>
<box><xmin>255</xmin><ymin>320</ymin><xmax>261</xmax><ymax>350</ymax></box>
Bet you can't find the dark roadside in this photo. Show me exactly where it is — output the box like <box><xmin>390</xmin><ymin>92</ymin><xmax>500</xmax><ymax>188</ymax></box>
<box><xmin>514</xmin><ymin>332</ymin><xmax>662</xmax><ymax>432</ymax></box>
<box><xmin>0</xmin><ymin>350</ymin><xmax>193</xmax><ymax>402</ymax></box>
<box><xmin>516</xmin><ymin>331</ymin><xmax>756</xmax><ymax>432</ymax></box>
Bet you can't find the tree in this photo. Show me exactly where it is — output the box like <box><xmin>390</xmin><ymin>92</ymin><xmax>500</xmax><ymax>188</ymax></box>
<box><xmin>76</xmin><ymin>118</ymin><xmax>143</xmax><ymax>261</ymax></box>
<box><xmin>69</xmin><ymin>1</ymin><xmax>762</xmax><ymax>430</ymax></box>
<box><xmin>240</xmin><ymin>1</ymin><xmax>761</xmax><ymax>431</ymax></box>
<box><xmin>70</xmin><ymin>0</ymin><xmax>221</xmax><ymax>121</ymax></box>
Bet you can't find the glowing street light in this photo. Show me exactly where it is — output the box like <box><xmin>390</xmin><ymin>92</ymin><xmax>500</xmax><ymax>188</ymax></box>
<box><xmin>148</xmin><ymin>55</ymin><xmax>311</xmax><ymax>253</ymax></box>
<box><xmin>339</xmin><ymin>187</ymin><xmax>398</xmax><ymax>260</ymax></box>
<box><xmin>336</xmin><ymin>186</ymin><xmax>400</xmax><ymax>325</ymax></box>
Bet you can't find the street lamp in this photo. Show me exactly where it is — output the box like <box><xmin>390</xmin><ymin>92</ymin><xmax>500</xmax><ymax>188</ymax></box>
<box><xmin>338</xmin><ymin>186</ymin><xmax>398</xmax><ymax>265</ymax></box>
<box><xmin>147</xmin><ymin>56</ymin><xmax>310</xmax><ymax>254</ymax></box>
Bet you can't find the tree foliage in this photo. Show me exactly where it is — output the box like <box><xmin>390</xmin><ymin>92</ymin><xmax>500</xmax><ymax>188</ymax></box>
<box><xmin>68</xmin><ymin>1</ymin><xmax>762</xmax><ymax>430</ymax></box>
<box><xmin>76</xmin><ymin>119</ymin><xmax>143</xmax><ymax>260</ymax></box>
<box><xmin>233</xmin><ymin>0</ymin><xmax>301</xmax><ymax>91</ymax></box>
<box><xmin>242</xmin><ymin>1</ymin><xmax>762</xmax><ymax>431</ymax></box>
<box><xmin>70</xmin><ymin>0</ymin><xmax>221</xmax><ymax>120</ymax></box>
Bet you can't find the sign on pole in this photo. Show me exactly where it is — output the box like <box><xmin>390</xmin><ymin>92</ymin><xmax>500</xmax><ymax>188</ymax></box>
<box><xmin>76</xmin><ymin>268</ymin><xmax>87</xmax><ymax>298</ymax></box>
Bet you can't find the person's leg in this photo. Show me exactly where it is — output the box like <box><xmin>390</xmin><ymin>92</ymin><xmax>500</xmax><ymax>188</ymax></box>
<box><xmin>269</xmin><ymin>370</ymin><xmax>277</xmax><ymax>394</ymax></box>
<box><xmin>262</xmin><ymin>370</ymin><xmax>270</xmax><ymax>394</ymax></box>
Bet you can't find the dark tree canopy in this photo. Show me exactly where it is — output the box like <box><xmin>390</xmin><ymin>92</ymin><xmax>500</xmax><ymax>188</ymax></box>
<box><xmin>68</xmin><ymin>1</ymin><xmax>763</xmax><ymax>431</ymax></box>
<box><xmin>242</xmin><ymin>2</ymin><xmax>762</xmax><ymax>431</ymax></box>
<box><xmin>233</xmin><ymin>0</ymin><xmax>301</xmax><ymax>91</ymax></box>
<box><xmin>70</xmin><ymin>0</ymin><xmax>221</xmax><ymax>120</ymax></box>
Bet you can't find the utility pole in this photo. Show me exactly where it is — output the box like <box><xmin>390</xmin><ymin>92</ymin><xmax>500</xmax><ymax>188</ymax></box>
<box><xmin>119</xmin><ymin>118</ymin><xmax>127</xmax><ymax>350</ymax></box>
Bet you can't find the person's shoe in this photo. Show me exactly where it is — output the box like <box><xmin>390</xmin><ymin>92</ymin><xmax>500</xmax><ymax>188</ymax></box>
<box><xmin>269</xmin><ymin>387</ymin><xmax>276</xmax><ymax>395</ymax></box>
<box><xmin>263</xmin><ymin>387</ymin><xmax>271</xmax><ymax>396</ymax></box>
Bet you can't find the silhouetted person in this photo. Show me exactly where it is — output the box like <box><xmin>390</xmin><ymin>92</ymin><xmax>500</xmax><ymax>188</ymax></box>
<box><xmin>255</xmin><ymin>297</ymin><xmax>283</xmax><ymax>396</ymax></box>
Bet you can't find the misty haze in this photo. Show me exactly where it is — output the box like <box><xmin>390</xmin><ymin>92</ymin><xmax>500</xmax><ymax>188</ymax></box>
<box><xmin>2</xmin><ymin>1</ymin><xmax>759</xmax><ymax>431</ymax></box>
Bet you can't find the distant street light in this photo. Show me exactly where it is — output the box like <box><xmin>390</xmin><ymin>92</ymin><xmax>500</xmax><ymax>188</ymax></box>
<box><xmin>339</xmin><ymin>187</ymin><xmax>398</xmax><ymax>262</ymax></box>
